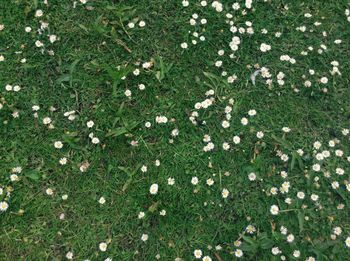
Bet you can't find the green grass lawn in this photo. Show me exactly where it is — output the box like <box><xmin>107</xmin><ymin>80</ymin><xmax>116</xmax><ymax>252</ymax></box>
<box><xmin>1</xmin><ymin>0</ymin><xmax>350</xmax><ymax>260</ymax></box>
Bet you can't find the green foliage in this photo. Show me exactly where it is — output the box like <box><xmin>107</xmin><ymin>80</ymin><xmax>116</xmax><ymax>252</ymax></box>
<box><xmin>0</xmin><ymin>0</ymin><xmax>349</xmax><ymax>260</ymax></box>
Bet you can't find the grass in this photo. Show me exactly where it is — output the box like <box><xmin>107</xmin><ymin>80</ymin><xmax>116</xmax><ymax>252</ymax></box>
<box><xmin>0</xmin><ymin>0</ymin><xmax>350</xmax><ymax>260</ymax></box>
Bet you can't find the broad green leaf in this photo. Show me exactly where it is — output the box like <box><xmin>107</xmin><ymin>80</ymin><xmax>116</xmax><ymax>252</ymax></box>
<box><xmin>56</xmin><ymin>74</ymin><xmax>70</xmax><ymax>84</ymax></box>
<box><xmin>297</xmin><ymin>211</ymin><xmax>304</xmax><ymax>233</ymax></box>
<box><xmin>25</xmin><ymin>171</ymin><xmax>40</xmax><ymax>181</ymax></box>
<box><xmin>148</xmin><ymin>201</ymin><xmax>159</xmax><ymax>213</ymax></box>
<box><xmin>105</xmin><ymin>127</ymin><xmax>127</xmax><ymax>137</ymax></box>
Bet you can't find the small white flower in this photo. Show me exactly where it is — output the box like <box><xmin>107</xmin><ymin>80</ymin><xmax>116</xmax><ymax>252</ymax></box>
<box><xmin>287</xmin><ymin>234</ymin><xmax>295</xmax><ymax>243</ymax></box>
<box><xmin>328</xmin><ymin>140</ymin><xmax>336</xmax><ymax>147</ymax></box>
<box><xmin>191</xmin><ymin>177</ymin><xmax>199</xmax><ymax>185</ymax></box>
<box><xmin>140</xmin><ymin>165</ymin><xmax>147</xmax><ymax>173</ymax></box>
<box><xmin>256</xmin><ymin>131</ymin><xmax>264</xmax><ymax>139</ymax></box>
<box><xmin>206</xmin><ymin>178</ymin><xmax>214</xmax><ymax>186</ymax></box>
<box><xmin>221</xmin><ymin>120</ymin><xmax>230</xmax><ymax>128</ymax></box>
<box><xmin>66</xmin><ymin>251</ymin><xmax>74</xmax><ymax>260</ymax></box>
<box><xmin>182</xmin><ymin>0</ymin><xmax>189</xmax><ymax>6</ymax></box>
<box><xmin>124</xmin><ymin>89</ymin><xmax>132</xmax><ymax>97</ymax></box>
<box><xmin>49</xmin><ymin>35</ymin><xmax>57</xmax><ymax>43</ymax></box>
<box><xmin>54</xmin><ymin>141</ymin><xmax>63</xmax><ymax>149</ymax></box>
<box><xmin>35</xmin><ymin>40</ymin><xmax>44</xmax><ymax>48</ymax></box>
<box><xmin>167</xmin><ymin>177</ymin><xmax>175</xmax><ymax>186</ymax></box>
<box><xmin>222</xmin><ymin>142</ymin><xmax>230</xmax><ymax>150</ymax></box>
<box><xmin>215</xmin><ymin>60</ymin><xmax>222</xmax><ymax>67</ymax></box>
<box><xmin>87</xmin><ymin>120</ymin><xmax>94</xmax><ymax>128</ymax></box>
<box><xmin>260</xmin><ymin>43</ymin><xmax>271</xmax><ymax>52</ymax></box>
<box><xmin>13</xmin><ymin>85</ymin><xmax>21</xmax><ymax>92</ymax></box>
<box><xmin>232</xmin><ymin>3</ymin><xmax>240</xmax><ymax>10</ymax></box>
<box><xmin>141</xmin><ymin>234</ymin><xmax>149</xmax><ymax>242</ymax></box>
<box><xmin>5</xmin><ymin>84</ymin><xmax>13</xmax><ymax>91</ymax></box>
<box><xmin>271</xmin><ymin>247</ymin><xmax>281</xmax><ymax>255</ymax></box>
<box><xmin>181</xmin><ymin>42</ymin><xmax>188</xmax><ymax>49</ymax></box>
<box><xmin>233</xmin><ymin>136</ymin><xmax>241</xmax><ymax>144</ymax></box>
<box><xmin>241</xmin><ymin>117</ymin><xmax>248</xmax><ymax>125</ymax></box>
<box><xmin>171</xmin><ymin>128</ymin><xmax>179</xmax><ymax>137</ymax></box>
<box><xmin>342</xmin><ymin>129</ymin><xmax>349</xmax><ymax>136</ymax></box>
<box><xmin>345</xmin><ymin>237</ymin><xmax>350</xmax><ymax>248</ymax></box>
<box><xmin>297</xmin><ymin>191</ymin><xmax>305</xmax><ymax>199</ymax></box>
<box><xmin>293</xmin><ymin>250</ymin><xmax>300</xmax><ymax>258</ymax></box>
<box><xmin>98</xmin><ymin>197</ymin><xmax>106</xmax><ymax>204</ymax></box>
<box><xmin>335</xmin><ymin>150</ymin><xmax>344</xmax><ymax>157</ymax></box>
<box><xmin>35</xmin><ymin>9</ymin><xmax>43</xmax><ymax>17</ymax></box>
<box><xmin>138</xmin><ymin>212</ymin><xmax>145</xmax><ymax>219</ymax></box>
<box><xmin>99</xmin><ymin>242</ymin><xmax>107</xmax><ymax>252</ymax></box>
<box><xmin>333</xmin><ymin>227</ymin><xmax>342</xmax><ymax>236</ymax></box>
<box><xmin>221</xmin><ymin>188</ymin><xmax>229</xmax><ymax>198</ymax></box>
<box><xmin>212</xmin><ymin>0</ymin><xmax>223</xmax><ymax>12</ymax></box>
<box><xmin>310</xmin><ymin>194</ymin><xmax>319</xmax><ymax>201</ymax></box>
<box><xmin>194</xmin><ymin>249</ymin><xmax>202</xmax><ymax>259</ymax></box>
<box><xmin>312</xmin><ymin>164</ymin><xmax>321</xmax><ymax>172</ymax></box>
<box><xmin>234</xmin><ymin>249</ymin><xmax>243</xmax><ymax>257</ymax></box>
<box><xmin>248</xmin><ymin>109</ymin><xmax>257</xmax><ymax>116</ymax></box>
<box><xmin>155</xmin><ymin>159</ymin><xmax>160</xmax><ymax>166</ymax></box>
<box><xmin>270</xmin><ymin>187</ymin><xmax>278</xmax><ymax>195</ymax></box>
<box><xmin>142</xmin><ymin>62</ymin><xmax>152</xmax><ymax>69</ymax></box>
<box><xmin>282</xmin><ymin>127</ymin><xmax>291</xmax><ymax>133</ymax></box>
<box><xmin>331</xmin><ymin>181</ymin><xmax>339</xmax><ymax>189</ymax></box>
<box><xmin>270</xmin><ymin>205</ymin><xmax>279</xmax><ymax>215</ymax></box>
<box><xmin>10</xmin><ymin>174</ymin><xmax>19</xmax><ymax>182</ymax></box>
<box><xmin>313</xmin><ymin>141</ymin><xmax>321</xmax><ymax>149</ymax></box>
<box><xmin>245</xmin><ymin>0</ymin><xmax>252</xmax><ymax>9</ymax></box>
<box><xmin>155</xmin><ymin>116</ymin><xmax>168</xmax><ymax>124</ymax></box>
<box><xmin>320</xmin><ymin>77</ymin><xmax>328</xmax><ymax>84</ymax></box>
<box><xmin>336</xmin><ymin>167</ymin><xmax>344</xmax><ymax>175</ymax></box>
<box><xmin>46</xmin><ymin>188</ymin><xmax>54</xmax><ymax>196</ymax></box>
<box><xmin>91</xmin><ymin>137</ymin><xmax>100</xmax><ymax>144</ymax></box>
<box><xmin>150</xmin><ymin>184</ymin><xmax>158</xmax><ymax>195</ymax></box>
<box><xmin>0</xmin><ymin>201</ymin><xmax>9</xmax><ymax>212</ymax></box>
<box><xmin>248</xmin><ymin>172</ymin><xmax>256</xmax><ymax>181</ymax></box>
<box><xmin>43</xmin><ymin>117</ymin><xmax>52</xmax><ymax>125</ymax></box>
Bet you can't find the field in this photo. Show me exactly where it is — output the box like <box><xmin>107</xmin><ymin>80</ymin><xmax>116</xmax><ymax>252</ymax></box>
<box><xmin>1</xmin><ymin>0</ymin><xmax>350</xmax><ymax>260</ymax></box>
